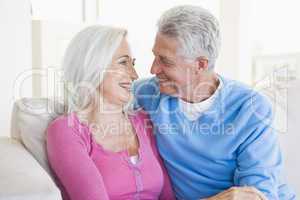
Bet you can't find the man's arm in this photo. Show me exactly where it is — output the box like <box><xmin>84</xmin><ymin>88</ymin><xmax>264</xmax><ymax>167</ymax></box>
<box><xmin>233</xmin><ymin>93</ymin><xmax>284</xmax><ymax>199</ymax></box>
<box><xmin>202</xmin><ymin>186</ymin><xmax>267</xmax><ymax>200</ymax></box>
<box><xmin>202</xmin><ymin>93</ymin><xmax>276</xmax><ymax>200</ymax></box>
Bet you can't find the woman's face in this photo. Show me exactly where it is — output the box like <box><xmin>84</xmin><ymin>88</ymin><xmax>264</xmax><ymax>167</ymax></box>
<box><xmin>99</xmin><ymin>38</ymin><xmax>138</xmax><ymax>107</ymax></box>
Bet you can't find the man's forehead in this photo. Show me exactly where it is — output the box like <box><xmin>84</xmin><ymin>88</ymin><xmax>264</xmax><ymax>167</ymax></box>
<box><xmin>152</xmin><ymin>34</ymin><xmax>179</xmax><ymax>57</ymax></box>
<box><xmin>152</xmin><ymin>48</ymin><xmax>174</xmax><ymax>58</ymax></box>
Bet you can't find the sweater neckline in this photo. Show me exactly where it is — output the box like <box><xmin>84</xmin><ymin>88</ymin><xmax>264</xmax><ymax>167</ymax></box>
<box><xmin>70</xmin><ymin>112</ymin><xmax>144</xmax><ymax>165</ymax></box>
<box><xmin>178</xmin><ymin>76</ymin><xmax>223</xmax><ymax>121</ymax></box>
<box><xmin>174</xmin><ymin>75</ymin><xmax>227</xmax><ymax>123</ymax></box>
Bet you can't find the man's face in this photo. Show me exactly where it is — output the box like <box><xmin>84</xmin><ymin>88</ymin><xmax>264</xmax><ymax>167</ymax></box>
<box><xmin>151</xmin><ymin>33</ymin><xmax>199</xmax><ymax>98</ymax></box>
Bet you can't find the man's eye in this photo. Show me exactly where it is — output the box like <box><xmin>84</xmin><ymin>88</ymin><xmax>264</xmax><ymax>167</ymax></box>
<box><xmin>161</xmin><ymin>59</ymin><xmax>171</xmax><ymax>67</ymax></box>
<box><xmin>158</xmin><ymin>57</ymin><xmax>171</xmax><ymax>66</ymax></box>
<box><xmin>161</xmin><ymin>59</ymin><xmax>167</xmax><ymax>64</ymax></box>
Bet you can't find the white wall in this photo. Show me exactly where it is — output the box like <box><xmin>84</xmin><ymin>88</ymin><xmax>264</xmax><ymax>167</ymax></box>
<box><xmin>30</xmin><ymin>0</ymin><xmax>98</xmax><ymax>99</ymax></box>
<box><xmin>277</xmin><ymin>80</ymin><xmax>300</xmax><ymax>195</ymax></box>
<box><xmin>32</xmin><ymin>20</ymin><xmax>83</xmax><ymax>98</ymax></box>
<box><xmin>251</xmin><ymin>0</ymin><xmax>300</xmax><ymax>55</ymax></box>
<box><xmin>30</xmin><ymin>0</ymin><xmax>83</xmax><ymax>22</ymax></box>
<box><xmin>217</xmin><ymin>0</ymin><xmax>254</xmax><ymax>84</ymax></box>
<box><xmin>0</xmin><ymin>0</ymin><xmax>32</xmax><ymax>137</ymax></box>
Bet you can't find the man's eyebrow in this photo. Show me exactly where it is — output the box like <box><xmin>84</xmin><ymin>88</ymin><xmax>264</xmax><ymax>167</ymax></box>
<box><xmin>152</xmin><ymin>49</ymin><xmax>175</xmax><ymax>64</ymax></box>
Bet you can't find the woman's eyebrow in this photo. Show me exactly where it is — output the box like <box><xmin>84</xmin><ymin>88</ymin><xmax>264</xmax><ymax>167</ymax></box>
<box><xmin>117</xmin><ymin>55</ymin><xmax>130</xmax><ymax>60</ymax></box>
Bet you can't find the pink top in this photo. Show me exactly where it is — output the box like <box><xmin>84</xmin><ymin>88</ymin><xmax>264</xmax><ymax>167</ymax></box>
<box><xmin>46</xmin><ymin>111</ymin><xmax>175</xmax><ymax>200</ymax></box>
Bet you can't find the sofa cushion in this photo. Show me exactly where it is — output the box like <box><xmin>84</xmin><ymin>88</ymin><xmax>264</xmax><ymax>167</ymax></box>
<box><xmin>0</xmin><ymin>137</ymin><xmax>62</xmax><ymax>200</ymax></box>
<box><xmin>11</xmin><ymin>98</ymin><xmax>65</xmax><ymax>175</ymax></box>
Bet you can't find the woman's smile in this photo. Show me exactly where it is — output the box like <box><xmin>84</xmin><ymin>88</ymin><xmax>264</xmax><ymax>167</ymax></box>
<box><xmin>118</xmin><ymin>81</ymin><xmax>133</xmax><ymax>92</ymax></box>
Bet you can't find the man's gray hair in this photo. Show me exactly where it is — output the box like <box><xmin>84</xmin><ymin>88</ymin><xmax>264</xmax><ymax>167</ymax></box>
<box><xmin>157</xmin><ymin>5</ymin><xmax>221</xmax><ymax>69</ymax></box>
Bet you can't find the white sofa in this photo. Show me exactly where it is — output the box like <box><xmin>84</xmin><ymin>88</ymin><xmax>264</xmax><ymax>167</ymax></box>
<box><xmin>0</xmin><ymin>98</ymin><xmax>64</xmax><ymax>200</ymax></box>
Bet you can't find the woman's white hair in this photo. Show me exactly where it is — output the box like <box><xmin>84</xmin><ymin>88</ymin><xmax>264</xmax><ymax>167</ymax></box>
<box><xmin>157</xmin><ymin>5</ymin><xmax>221</xmax><ymax>69</ymax></box>
<box><xmin>62</xmin><ymin>25</ymin><xmax>127</xmax><ymax>114</ymax></box>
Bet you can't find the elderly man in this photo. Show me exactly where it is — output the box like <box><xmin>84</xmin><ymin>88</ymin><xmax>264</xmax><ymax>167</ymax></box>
<box><xmin>133</xmin><ymin>5</ymin><xmax>296</xmax><ymax>200</ymax></box>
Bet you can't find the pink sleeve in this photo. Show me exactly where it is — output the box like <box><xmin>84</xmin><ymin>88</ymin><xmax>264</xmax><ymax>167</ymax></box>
<box><xmin>46</xmin><ymin>117</ymin><xmax>109</xmax><ymax>200</ymax></box>
<box><xmin>144</xmin><ymin>116</ymin><xmax>176</xmax><ymax>200</ymax></box>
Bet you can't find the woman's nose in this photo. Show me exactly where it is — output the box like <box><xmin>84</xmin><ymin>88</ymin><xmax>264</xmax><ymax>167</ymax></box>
<box><xmin>130</xmin><ymin>67</ymin><xmax>139</xmax><ymax>81</ymax></box>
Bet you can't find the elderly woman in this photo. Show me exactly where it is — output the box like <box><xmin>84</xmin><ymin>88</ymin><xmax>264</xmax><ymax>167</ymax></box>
<box><xmin>46</xmin><ymin>26</ymin><xmax>175</xmax><ymax>200</ymax></box>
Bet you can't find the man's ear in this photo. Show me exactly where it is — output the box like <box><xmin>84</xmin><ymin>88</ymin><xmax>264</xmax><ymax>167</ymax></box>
<box><xmin>196</xmin><ymin>57</ymin><xmax>209</xmax><ymax>72</ymax></box>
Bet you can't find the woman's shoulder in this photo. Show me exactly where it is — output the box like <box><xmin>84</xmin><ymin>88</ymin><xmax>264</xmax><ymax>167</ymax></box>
<box><xmin>48</xmin><ymin>113</ymin><xmax>74</xmax><ymax>130</ymax></box>
<box><xmin>132</xmin><ymin>109</ymin><xmax>153</xmax><ymax>128</ymax></box>
<box><xmin>47</xmin><ymin>112</ymin><xmax>90</xmax><ymax>140</ymax></box>
<box><xmin>46</xmin><ymin>113</ymin><xmax>93</xmax><ymax>162</ymax></box>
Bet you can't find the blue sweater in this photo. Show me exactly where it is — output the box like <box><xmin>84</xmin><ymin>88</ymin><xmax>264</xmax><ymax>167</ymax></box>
<box><xmin>133</xmin><ymin>76</ymin><xmax>296</xmax><ymax>200</ymax></box>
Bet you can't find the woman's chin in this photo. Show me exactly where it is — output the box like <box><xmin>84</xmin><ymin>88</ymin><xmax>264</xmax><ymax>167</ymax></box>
<box><xmin>121</xmin><ymin>94</ymin><xmax>134</xmax><ymax>111</ymax></box>
<box><xmin>107</xmin><ymin>89</ymin><xmax>133</xmax><ymax>110</ymax></box>
<box><xmin>114</xmin><ymin>94</ymin><xmax>130</xmax><ymax>106</ymax></box>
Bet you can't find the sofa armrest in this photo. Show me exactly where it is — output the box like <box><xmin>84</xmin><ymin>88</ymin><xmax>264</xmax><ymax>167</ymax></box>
<box><xmin>0</xmin><ymin>137</ymin><xmax>62</xmax><ymax>200</ymax></box>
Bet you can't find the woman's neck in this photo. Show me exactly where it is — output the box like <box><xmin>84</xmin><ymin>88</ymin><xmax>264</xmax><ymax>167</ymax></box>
<box><xmin>77</xmin><ymin>95</ymin><xmax>126</xmax><ymax>125</ymax></box>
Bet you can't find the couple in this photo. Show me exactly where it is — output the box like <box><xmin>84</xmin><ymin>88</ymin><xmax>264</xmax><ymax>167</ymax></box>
<box><xmin>46</xmin><ymin>5</ymin><xmax>295</xmax><ymax>200</ymax></box>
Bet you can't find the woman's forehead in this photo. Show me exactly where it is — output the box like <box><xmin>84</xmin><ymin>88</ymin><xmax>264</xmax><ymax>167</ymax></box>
<box><xmin>113</xmin><ymin>39</ymin><xmax>132</xmax><ymax>58</ymax></box>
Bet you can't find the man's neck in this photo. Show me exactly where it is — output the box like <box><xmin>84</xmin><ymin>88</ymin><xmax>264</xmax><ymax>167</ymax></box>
<box><xmin>181</xmin><ymin>72</ymin><xmax>220</xmax><ymax>103</ymax></box>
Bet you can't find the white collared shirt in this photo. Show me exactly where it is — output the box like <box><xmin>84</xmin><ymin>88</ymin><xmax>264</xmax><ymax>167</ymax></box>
<box><xmin>179</xmin><ymin>78</ymin><xmax>223</xmax><ymax>121</ymax></box>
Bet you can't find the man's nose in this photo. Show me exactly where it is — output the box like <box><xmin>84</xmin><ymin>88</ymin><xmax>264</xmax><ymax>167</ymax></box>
<box><xmin>150</xmin><ymin>60</ymin><xmax>162</xmax><ymax>75</ymax></box>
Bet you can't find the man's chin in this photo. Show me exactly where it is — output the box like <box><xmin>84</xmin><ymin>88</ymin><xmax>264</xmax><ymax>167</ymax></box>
<box><xmin>159</xmin><ymin>85</ymin><xmax>178</xmax><ymax>97</ymax></box>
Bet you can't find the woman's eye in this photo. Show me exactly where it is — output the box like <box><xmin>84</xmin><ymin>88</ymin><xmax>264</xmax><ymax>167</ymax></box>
<box><xmin>119</xmin><ymin>60</ymin><xmax>128</xmax><ymax>66</ymax></box>
<box><xmin>119</xmin><ymin>59</ymin><xmax>135</xmax><ymax>67</ymax></box>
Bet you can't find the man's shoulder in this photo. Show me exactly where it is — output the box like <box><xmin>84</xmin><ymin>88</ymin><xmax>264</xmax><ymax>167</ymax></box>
<box><xmin>220</xmin><ymin>76</ymin><xmax>272</xmax><ymax>113</ymax></box>
<box><xmin>220</xmin><ymin>76</ymin><xmax>252</xmax><ymax>97</ymax></box>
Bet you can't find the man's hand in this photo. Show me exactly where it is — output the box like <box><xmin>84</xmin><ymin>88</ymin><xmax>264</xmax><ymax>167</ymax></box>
<box><xmin>203</xmin><ymin>186</ymin><xmax>267</xmax><ymax>200</ymax></box>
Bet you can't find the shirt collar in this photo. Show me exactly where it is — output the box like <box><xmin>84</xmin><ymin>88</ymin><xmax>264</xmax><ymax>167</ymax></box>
<box><xmin>179</xmin><ymin>76</ymin><xmax>223</xmax><ymax>121</ymax></box>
